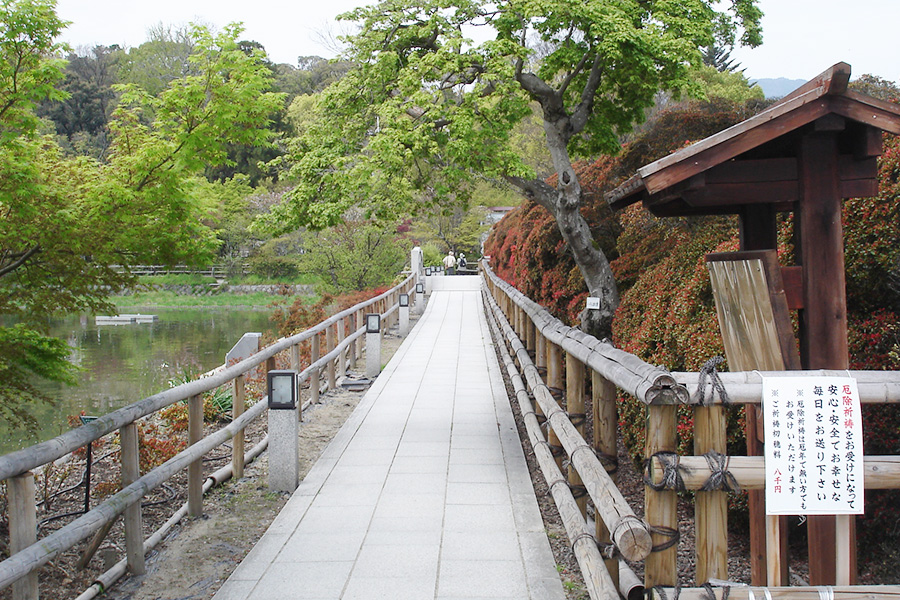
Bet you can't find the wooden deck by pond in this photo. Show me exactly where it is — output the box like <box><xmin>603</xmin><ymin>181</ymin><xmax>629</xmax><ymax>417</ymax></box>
<box><xmin>212</xmin><ymin>276</ymin><xmax>566</xmax><ymax>600</ymax></box>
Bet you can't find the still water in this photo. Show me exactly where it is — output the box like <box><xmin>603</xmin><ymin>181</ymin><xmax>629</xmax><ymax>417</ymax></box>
<box><xmin>1</xmin><ymin>307</ymin><xmax>276</xmax><ymax>455</ymax></box>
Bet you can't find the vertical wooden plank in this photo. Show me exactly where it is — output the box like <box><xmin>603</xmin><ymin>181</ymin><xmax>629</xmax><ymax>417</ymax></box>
<box><xmin>566</xmin><ymin>353</ymin><xmax>586</xmax><ymax>515</ymax></box>
<box><xmin>120</xmin><ymin>422</ymin><xmax>145</xmax><ymax>575</ymax></box>
<box><xmin>326</xmin><ymin>325</ymin><xmax>336</xmax><ymax>390</ymax></box>
<box><xmin>693</xmin><ymin>404</ymin><xmax>728</xmax><ymax>584</ymax></box>
<box><xmin>9</xmin><ymin>472</ymin><xmax>38</xmax><ymax>600</ymax></box>
<box><xmin>707</xmin><ymin>253</ymin><xmax>793</xmax><ymax>586</ymax></box>
<box><xmin>797</xmin><ymin>130</ymin><xmax>850</xmax><ymax>585</ymax></box>
<box><xmin>311</xmin><ymin>333</ymin><xmax>321</xmax><ymax>404</ymax></box>
<box><xmin>765</xmin><ymin>511</ymin><xmax>786</xmax><ymax>585</ymax></box>
<box><xmin>188</xmin><ymin>394</ymin><xmax>204</xmax><ymax>517</ymax></box>
<box><xmin>525</xmin><ymin>314</ymin><xmax>535</xmax><ymax>353</ymax></box>
<box><xmin>835</xmin><ymin>514</ymin><xmax>853</xmax><ymax>585</ymax></box>
<box><xmin>644</xmin><ymin>404</ymin><xmax>678</xmax><ymax>590</ymax></box>
<box><xmin>592</xmin><ymin>370</ymin><xmax>618</xmax><ymax>588</ymax></box>
<box><xmin>232</xmin><ymin>374</ymin><xmax>246</xmax><ymax>479</ymax></box>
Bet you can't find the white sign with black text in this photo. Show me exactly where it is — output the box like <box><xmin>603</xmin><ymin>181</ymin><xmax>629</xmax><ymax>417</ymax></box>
<box><xmin>762</xmin><ymin>376</ymin><xmax>864</xmax><ymax>515</ymax></box>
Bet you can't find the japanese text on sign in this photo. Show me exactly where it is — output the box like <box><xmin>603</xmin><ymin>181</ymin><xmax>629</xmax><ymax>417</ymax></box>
<box><xmin>762</xmin><ymin>376</ymin><xmax>863</xmax><ymax>515</ymax></box>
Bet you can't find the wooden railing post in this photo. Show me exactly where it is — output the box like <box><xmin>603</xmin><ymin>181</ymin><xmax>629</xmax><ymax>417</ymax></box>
<box><xmin>566</xmin><ymin>353</ymin><xmax>586</xmax><ymax>516</ymax></box>
<box><xmin>188</xmin><ymin>394</ymin><xmax>204</xmax><ymax>517</ymax></box>
<box><xmin>337</xmin><ymin>318</ymin><xmax>347</xmax><ymax>378</ymax></box>
<box><xmin>645</xmin><ymin>404</ymin><xmax>678</xmax><ymax>589</ymax></box>
<box><xmin>349</xmin><ymin>313</ymin><xmax>358</xmax><ymax>369</ymax></box>
<box><xmin>9</xmin><ymin>472</ymin><xmax>38</xmax><ymax>600</ymax></box>
<box><xmin>290</xmin><ymin>343</ymin><xmax>300</xmax><ymax>372</ymax></box>
<box><xmin>120</xmin><ymin>422</ymin><xmax>145</xmax><ymax>575</ymax></box>
<box><xmin>535</xmin><ymin>326</ymin><xmax>547</xmax><ymax>371</ymax></box>
<box><xmin>232</xmin><ymin>374</ymin><xmax>246</xmax><ymax>479</ymax></box>
<box><xmin>694</xmin><ymin>402</ymin><xmax>728</xmax><ymax>584</ymax></box>
<box><xmin>311</xmin><ymin>333</ymin><xmax>321</xmax><ymax>404</ymax></box>
<box><xmin>592</xmin><ymin>370</ymin><xmax>619</xmax><ymax>588</ymax></box>
<box><xmin>355</xmin><ymin>309</ymin><xmax>364</xmax><ymax>361</ymax></box>
<box><xmin>547</xmin><ymin>341</ymin><xmax>565</xmax><ymax>470</ymax></box>
<box><xmin>326</xmin><ymin>325</ymin><xmax>336</xmax><ymax>390</ymax></box>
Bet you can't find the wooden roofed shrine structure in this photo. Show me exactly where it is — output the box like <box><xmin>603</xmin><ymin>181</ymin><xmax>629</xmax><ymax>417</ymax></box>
<box><xmin>606</xmin><ymin>63</ymin><xmax>900</xmax><ymax>588</ymax></box>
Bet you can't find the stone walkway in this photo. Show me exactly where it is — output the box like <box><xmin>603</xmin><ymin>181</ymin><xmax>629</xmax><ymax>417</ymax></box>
<box><xmin>213</xmin><ymin>276</ymin><xmax>566</xmax><ymax>600</ymax></box>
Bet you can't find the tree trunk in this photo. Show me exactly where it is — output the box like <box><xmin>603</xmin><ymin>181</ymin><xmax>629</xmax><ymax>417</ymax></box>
<box><xmin>542</xmin><ymin>118</ymin><xmax>620</xmax><ymax>340</ymax></box>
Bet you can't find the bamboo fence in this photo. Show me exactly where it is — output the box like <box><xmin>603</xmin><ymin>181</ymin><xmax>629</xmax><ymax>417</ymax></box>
<box><xmin>482</xmin><ymin>262</ymin><xmax>900</xmax><ymax>600</ymax></box>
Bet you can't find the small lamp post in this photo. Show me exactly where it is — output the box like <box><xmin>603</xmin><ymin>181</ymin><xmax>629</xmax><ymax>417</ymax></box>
<box><xmin>366</xmin><ymin>313</ymin><xmax>381</xmax><ymax>378</ymax></box>
<box><xmin>399</xmin><ymin>293</ymin><xmax>410</xmax><ymax>337</ymax></box>
<box><xmin>267</xmin><ymin>370</ymin><xmax>299</xmax><ymax>492</ymax></box>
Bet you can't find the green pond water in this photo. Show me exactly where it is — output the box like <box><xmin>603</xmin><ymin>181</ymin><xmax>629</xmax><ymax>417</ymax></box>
<box><xmin>1</xmin><ymin>307</ymin><xmax>277</xmax><ymax>455</ymax></box>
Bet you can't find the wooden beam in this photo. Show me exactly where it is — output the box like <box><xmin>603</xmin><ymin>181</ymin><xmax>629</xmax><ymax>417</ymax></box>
<box><xmin>797</xmin><ymin>130</ymin><xmax>851</xmax><ymax>585</ymax></box>
<box><xmin>780</xmin><ymin>62</ymin><xmax>851</xmax><ymax>103</ymax></box>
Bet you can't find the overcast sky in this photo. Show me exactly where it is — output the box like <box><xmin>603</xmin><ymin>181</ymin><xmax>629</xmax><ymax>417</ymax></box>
<box><xmin>55</xmin><ymin>0</ymin><xmax>899</xmax><ymax>83</ymax></box>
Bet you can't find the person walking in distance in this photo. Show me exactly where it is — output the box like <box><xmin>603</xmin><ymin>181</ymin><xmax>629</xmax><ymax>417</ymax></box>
<box><xmin>442</xmin><ymin>250</ymin><xmax>456</xmax><ymax>275</ymax></box>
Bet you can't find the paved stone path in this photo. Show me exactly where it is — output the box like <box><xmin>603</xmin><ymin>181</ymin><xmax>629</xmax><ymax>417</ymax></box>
<box><xmin>213</xmin><ymin>276</ymin><xmax>566</xmax><ymax>600</ymax></box>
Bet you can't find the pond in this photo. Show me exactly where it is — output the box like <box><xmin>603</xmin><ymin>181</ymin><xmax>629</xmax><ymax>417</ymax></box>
<box><xmin>1</xmin><ymin>307</ymin><xmax>277</xmax><ymax>455</ymax></box>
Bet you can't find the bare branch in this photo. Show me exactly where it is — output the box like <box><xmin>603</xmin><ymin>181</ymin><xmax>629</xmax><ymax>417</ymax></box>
<box><xmin>570</xmin><ymin>55</ymin><xmax>604</xmax><ymax>134</ymax></box>
<box><xmin>504</xmin><ymin>175</ymin><xmax>557</xmax><ymax>214</ymax></box>
<box><xmin>0</xmin><ymin>245</ymin><xmax>41</xmax><ymax>278</ymax></box>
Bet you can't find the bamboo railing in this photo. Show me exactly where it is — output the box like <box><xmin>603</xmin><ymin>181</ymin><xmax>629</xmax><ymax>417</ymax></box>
<box><xmin>0</xmin><ymin>274</ymin><xmax>416</xmax><ymax>598</ymax></box>
<box><xmin>482</xmin><ymin>262</ymin><xmax>900</xmax><ymax>600</ymax></box>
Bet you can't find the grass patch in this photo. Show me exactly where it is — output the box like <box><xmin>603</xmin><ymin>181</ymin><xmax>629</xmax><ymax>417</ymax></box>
<box><xmin>114</xmin><ymin>290</ymin><xmax>317</xmax><ymax>308</ymax></box>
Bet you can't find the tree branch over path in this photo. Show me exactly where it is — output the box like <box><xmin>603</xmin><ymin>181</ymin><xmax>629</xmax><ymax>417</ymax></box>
<box><xmin>267</xmin><ymin>0</ymin><xmax>762</xmax><ymax>337</ymax></box>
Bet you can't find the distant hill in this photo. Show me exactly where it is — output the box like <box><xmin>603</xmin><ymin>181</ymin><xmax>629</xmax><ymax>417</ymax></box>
<box><xmin>751</xmin><ymin>77</ymin><xmax>807</xmax><ymax>99</ymax></box>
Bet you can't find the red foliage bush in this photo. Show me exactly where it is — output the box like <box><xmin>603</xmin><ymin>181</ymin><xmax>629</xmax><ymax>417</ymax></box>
<box><xmin>486</xmin><ymin>98</ymin><xmax>900</xmax><ymax>551</ymax></box>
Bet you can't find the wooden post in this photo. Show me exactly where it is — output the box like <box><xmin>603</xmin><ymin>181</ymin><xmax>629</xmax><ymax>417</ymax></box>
<box><xmin>290</xmin><ymin>343</ymin><xmax>300</xmax><ymax>372</ymax></box>
<box><xmin>310</xmin><ymin>333</ymin><xmax>321</xmax><ymax>404</ymax></box>
<box><xmin>693</xmin><ymin>403</ymin><xmax>728</xmax><ymax>583</ymax></box>
<box><xmin>232</xmin><ymin>374</ymin><xmax>246</xmax><ymax>479</ymax></box>
<box><xmin>566</xmin><ymin>353</ymin><xmax>586</xmax><ymax>516</ymax></box>
<box><xmin>349</xmin><ymin>313</ymin><xmax>357</xmax><ymax>368</ymax></box>
<box><xmin>644</xmin><ymin>404</ymin><xmax>678</xmax><ymax>589</ymax></box>
<box><xmin>525</xmin><ymin>314</ymin><xmax>536</xmax><ymax>353</ymax></box>
<box><xmin>326</xmin><ymin>325</ymin><xmax>336</xmax><ymax>390</ymax></box>
<box><xmin>535</xmin><ymin>328</ymin><xmax>547</xmax><ymax>372</ymax></box>
<box><xmin>593</xmin><ymin>370</ymin><xmax>619</xmax><ymax>587</ymax></box>
<box><xmin>337</xmin><ymin>318</ymin><xmax>347</xmax><ymax>378</ymax></box>
<box><xmin>547</xmin><ymin>341</ymin><xmax>564</xmax><ymax>469</ymax></box>
<box><xmin>188</xmin><ymin>394</ymin><xmax>203</xmax><ymax>517</ymax></box>
<box><xmin>356</xmin><ymin>309</ymin><xmax>365</xmax><ymax>361</ymax></box>
<box><xmin>797</xmin><ymin>127</ymin><xmax>852</xmax><ymax>585</ymax></box>
<box><xmin>120</xmin><ymin>422</ymin><xmax>145</xmax><ymax>574</ymax></box>
<box><xmin>9</xmin><ymin>472</ymin><xmax>38</xmax><ymax>600</ymax></box>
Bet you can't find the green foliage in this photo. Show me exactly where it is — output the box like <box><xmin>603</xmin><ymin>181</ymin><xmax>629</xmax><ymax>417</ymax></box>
<box><xmin>265</xmin><ymin>0</ymin><xmax>762</xmax><ymax>237</ymax></box>
<box><xmin>408</xmin><ymin>204</ymin><xmax>490</xmax><ymax>258</ymax></box>
<box><xmin>0</xmin><ymin>2</ymin><xmax>286</xmax><ymax>429</ymax></box>
<box><xmin>694</xmin><ymin>64</ymin><xmax>764</xmax><ymax>103</ymax></box>
<box><xmin>300</xmin><ymin>221</ymin><xmax>410</xmax><ymax>293</ymax></box>
<box><xmin>0</xmin><ymin>324</ymin><xmax>78</xmax><ymax>437</ymax></box>
<box><xmin>0</xmin><ymin>0</ymin><xmax>69</xmax><ymax>143</ymax></box>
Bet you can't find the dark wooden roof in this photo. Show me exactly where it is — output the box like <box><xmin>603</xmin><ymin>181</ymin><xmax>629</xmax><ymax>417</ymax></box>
<box><xmin>606</xmin><ymin>63</ymin><xmax>900</xmax><ymax>216</ymax></box>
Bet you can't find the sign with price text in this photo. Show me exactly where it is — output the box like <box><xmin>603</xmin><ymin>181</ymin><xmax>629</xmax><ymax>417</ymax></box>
<box><xmin>762</xmin><ymin>376</ymin><xmax>864</xmax><ymax>515</ymax></box>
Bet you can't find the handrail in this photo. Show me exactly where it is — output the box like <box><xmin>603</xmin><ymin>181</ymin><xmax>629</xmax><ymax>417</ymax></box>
<box><xmin>0</xmin><ymin>275</ymin><xmax>413</xmax><ymax>482</ymax></box>
<box><xmin>481</xmin><ymin>261</ymin><xmax>687</xmax><ymax>404</ymax></box>
<box><xmin>0</xmin><ymin>272</ymin><xmax>416</xmax><ymax>594</ymax></box>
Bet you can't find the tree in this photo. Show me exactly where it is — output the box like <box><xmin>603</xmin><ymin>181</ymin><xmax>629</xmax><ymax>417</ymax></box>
<box><xmin>300</xmin><ymin>220</ymin><xmax>409</xmax><ymax>293</ymax></box>
<box><xmin>0</xmin><ymin>1</ymin><xmax>284</xmax><ymax>435</ymax></box>
<box><xmin>266</xmin><ymin>0</ymin><xmax>762</xmax><ymax>338</ymax></box>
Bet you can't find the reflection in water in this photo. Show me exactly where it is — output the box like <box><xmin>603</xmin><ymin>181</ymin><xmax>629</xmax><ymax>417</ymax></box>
<box><xmin>1</xmin><ymin>307</ymin><xmax>276</xmax><ymax>454</ymax></box>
